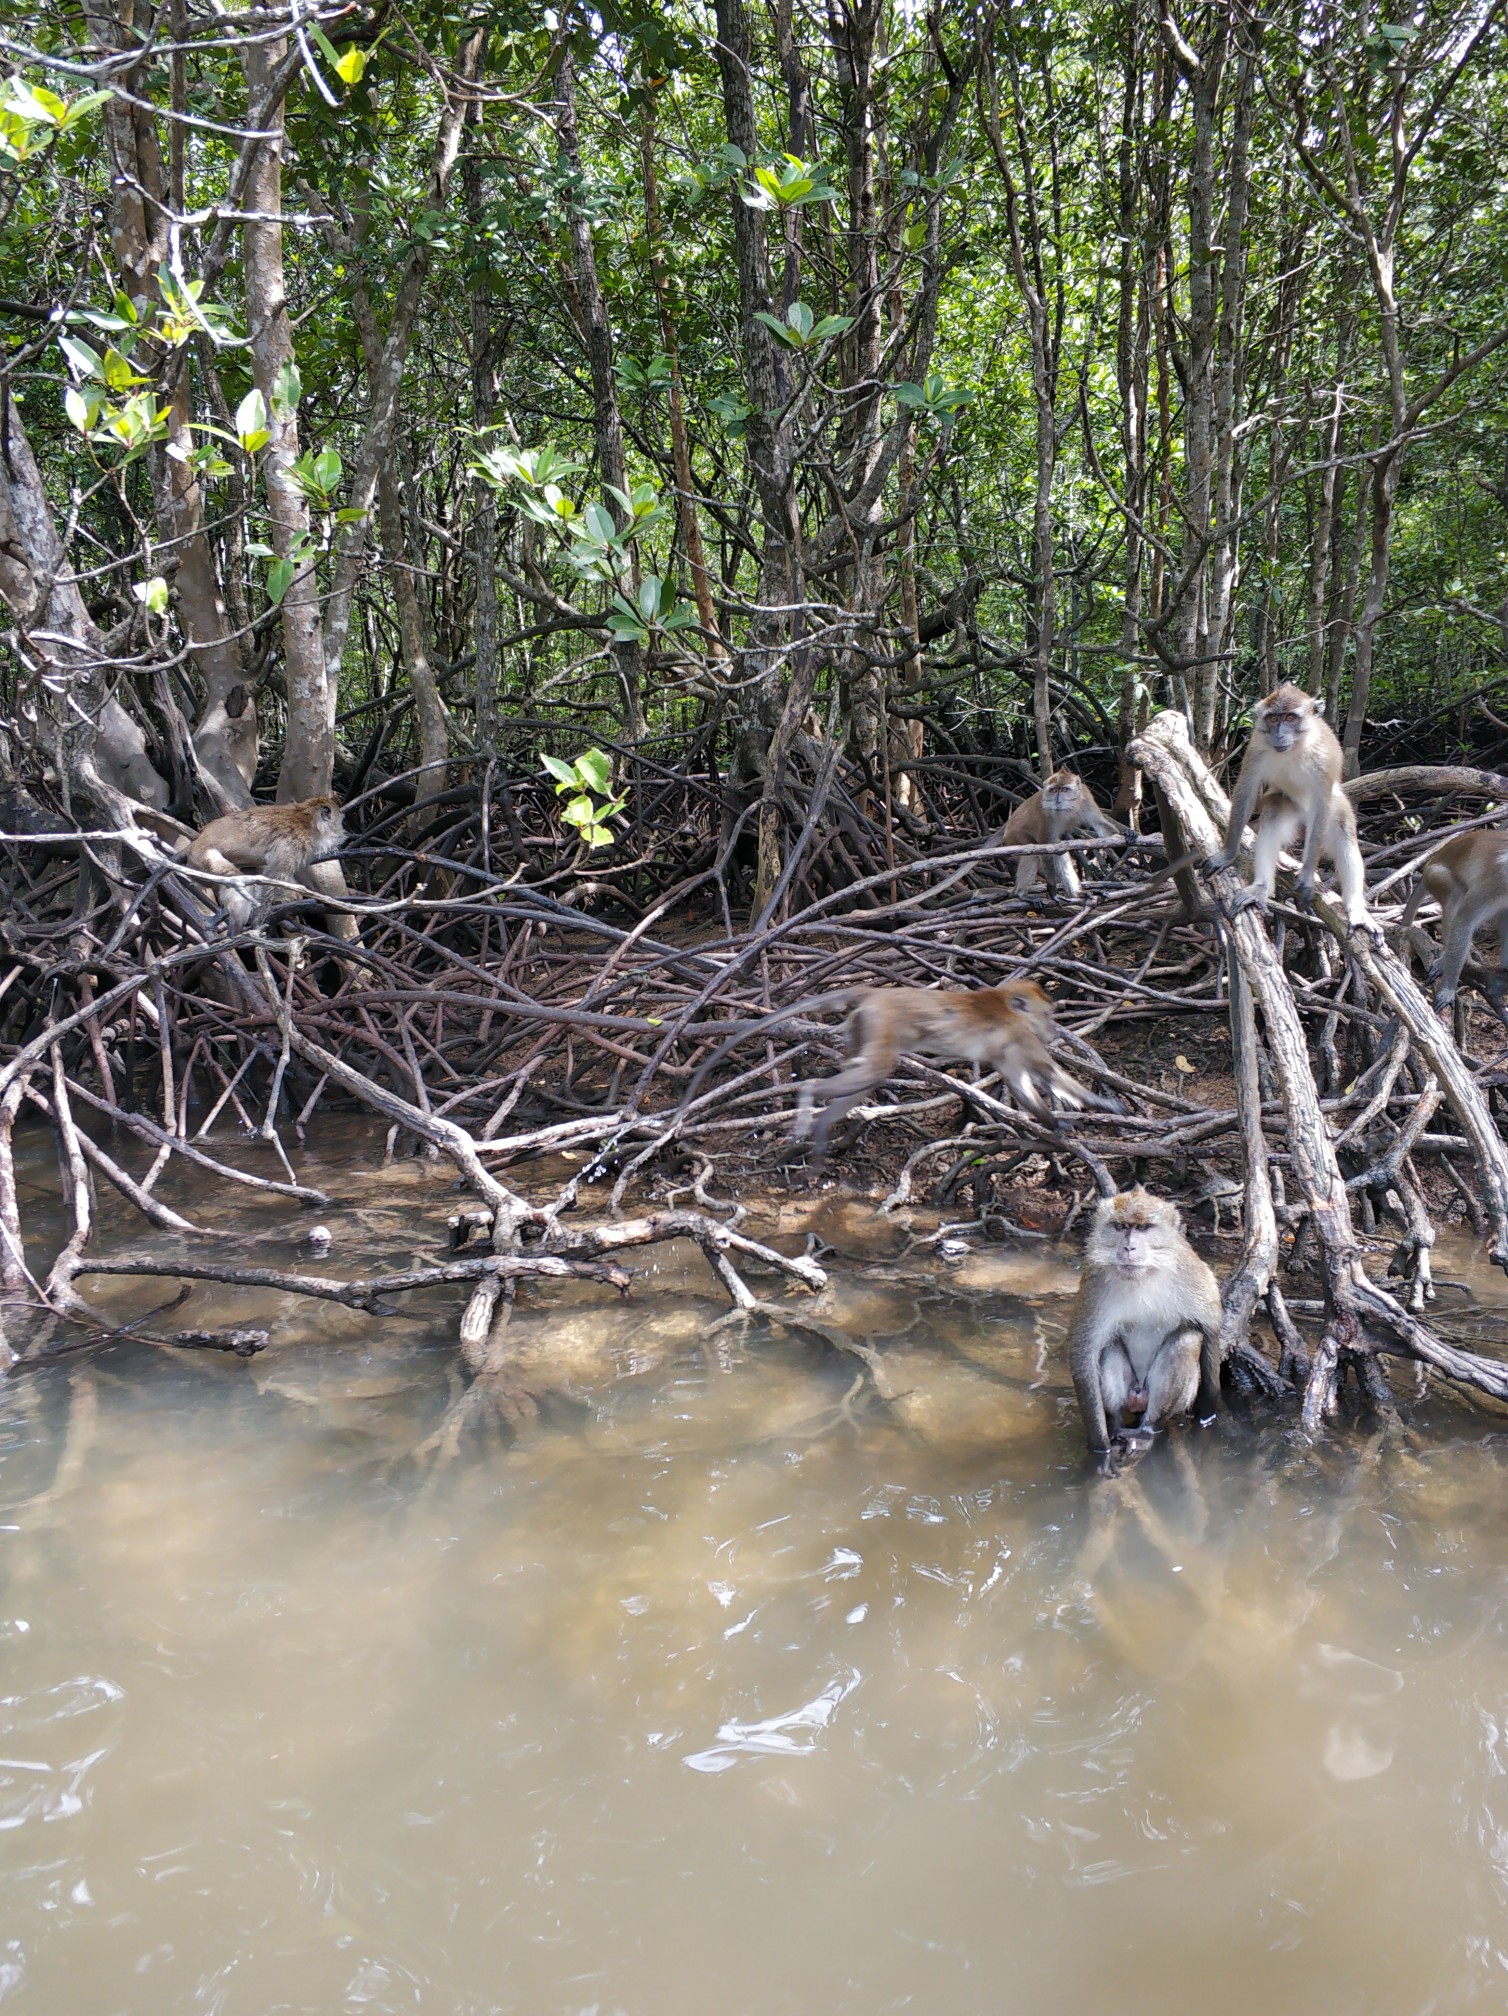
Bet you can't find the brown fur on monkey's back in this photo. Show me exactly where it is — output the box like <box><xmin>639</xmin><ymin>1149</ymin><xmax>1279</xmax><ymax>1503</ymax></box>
<box><xmin>1416</xmin><ymin>828</ymin><xmax>1508</xmax><ymax>898</ymax></box>
<box><xmin>853</xmin><ymin>981</ymin><xmax>1052</xmax><ymax>1059</ymax></box>
<box><xmin>186</xmin><ymin>796</ymin><xmax>341</xmax><ymax>871</ymax></box>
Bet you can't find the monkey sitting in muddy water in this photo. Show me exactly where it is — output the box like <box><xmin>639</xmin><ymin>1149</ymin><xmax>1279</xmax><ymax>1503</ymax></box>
<box><xmin>1068</xmin><ymin>1188</ymin><xmax>1223</xmax><ymax>1466</ymax></box>
<box><xmin>183</xmin><ymin>796</ymin><xmax>346</xmax><ymax>932</ymax></box>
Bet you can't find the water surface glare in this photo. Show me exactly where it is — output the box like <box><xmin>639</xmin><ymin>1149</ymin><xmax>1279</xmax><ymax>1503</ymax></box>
<box><xmin>5</xmin><ymin>1242</ymin><xmax>1508</xmax><ymax>2014</ymax></box>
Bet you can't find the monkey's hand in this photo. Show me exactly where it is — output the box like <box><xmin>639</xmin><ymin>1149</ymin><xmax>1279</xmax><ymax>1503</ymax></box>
<box><xmin>1202</xmin><ymin>847</ymin><xmax>1235</xmax><ymax>876</ymax></box>
<box><xmin>1294</xmin><ymin>875</ymin><xmax>1318</xmax><ymax>911</ymax></box>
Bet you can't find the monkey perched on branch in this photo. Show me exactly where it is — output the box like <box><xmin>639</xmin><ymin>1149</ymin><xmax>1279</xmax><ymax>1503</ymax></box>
<box><xmin>1001</xmin><ymin>770</ymin><xmax>1124</xmax><ymax>899</ymax></box>
<box><xmin>183</xmin><ymin>796</ymin><xmax>346</xmax><ymax>932</ymax></box>
<box><xmin>679</xmin><ymin>979</ymin><xmax>1123</xmax><ymax>1165</ymax></box>
<box><xmin>1399</xmin><ymin>828</ymin><xmax>1508</xmax><ymax>1019</ymax></box>
<box><xmin>1208</xmin><ymin>684</ymin><xmax>1370</xmax><ymax>927</ymax></box>
<box><xmin>1068</xmin><ymin>1188</ymin><xmax>1223</xmax><ymax>1463</ymax></box>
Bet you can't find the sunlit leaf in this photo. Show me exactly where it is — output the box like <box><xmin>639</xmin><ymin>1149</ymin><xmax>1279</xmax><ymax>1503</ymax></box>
<box><xmin>58</xmin><ymin>333</ymin><xmax>102</xmax><ymax>380</ymax></box>
<box><xmin>235</xmin><ymin>387</ymin><xmax>269</xmax><ymax>452</ymax></box>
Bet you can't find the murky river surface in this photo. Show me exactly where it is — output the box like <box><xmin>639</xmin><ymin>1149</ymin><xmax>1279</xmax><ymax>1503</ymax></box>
<box><xmin>7</xmin><ymin>1127</ymin><xmax>1508</xmax><ymax>2013</ymax></box>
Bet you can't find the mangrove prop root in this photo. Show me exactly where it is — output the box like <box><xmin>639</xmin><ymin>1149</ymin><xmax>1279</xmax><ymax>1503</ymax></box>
<box><xmin>6</xmin><ymin>721</ymin><xmax>1508</xmax><ymax>1428</ymax></box>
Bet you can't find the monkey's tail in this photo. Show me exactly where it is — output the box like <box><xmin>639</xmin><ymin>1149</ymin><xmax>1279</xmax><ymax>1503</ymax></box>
<box><xmin>1398</xmin><ymin>869</ymin><xmax>1430</xmax><ymax>931</ymax></box>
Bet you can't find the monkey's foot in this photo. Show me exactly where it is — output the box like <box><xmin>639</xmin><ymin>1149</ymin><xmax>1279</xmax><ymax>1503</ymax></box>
<box><xmin>1224</xmin><ymin>885</ymin><xmax>1267</xmax><ymax>918</ymax></box>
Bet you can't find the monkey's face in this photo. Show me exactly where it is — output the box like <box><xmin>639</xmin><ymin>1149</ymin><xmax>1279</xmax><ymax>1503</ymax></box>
<box><xmin>1255</xmin><ymin>685</ymin><xmax>1315</xmax><ymax>753</ymax></box>
<box><xmin>1004</xmin><ymin>980</ymin><xmax>1054</xmax><ymax>1029</ymax></box>
<box><xmin>1041</xmin><ymin>773</ymin><xmax>1084</xmax><ymax>816</ymax></box>
<box><xmin>1091</xmin><ymin>1189</ymin><xmax>1178</xmax><ymax>1275</ymax></box>
<box><xmin>311</xmin><ymin>802</ymin><xmax>345</xmax><ymax>859</ymax></box>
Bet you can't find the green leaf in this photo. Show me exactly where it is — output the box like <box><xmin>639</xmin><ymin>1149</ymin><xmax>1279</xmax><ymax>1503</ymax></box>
<box><xmin>271</xmin><ymin>360</ymin><xmax>302</xmax><ymax>419</ymax></box>
<box><xmin>540</xmin><ymin>753</ymin><xmax>578</xmax><ymax>788</ymax></box>
<box><xmin>582</xmin><ymin>500</ymin><xmax>617</xmax><ymax>545</ymax></box>
<box><xmin>312</xmin><ymin>447</ymin><xmax>341</xmax><ymax>491</ymax></box>
<box><xmin>57</xmin><ymin>88</ymin><xmax>111</xmax><ymax>130</ymax></box>
<box><xmin>559</xmin><ymin>793</ymin><xmax>595</xmax><ymax>830</ymax></box>
<box><xmin>266</xmin><ymin>557</ymin><xmax>295</xmax><ymax>605</ymax></box>
<box><xmin>67</xmin><ymin>305</ymin><xmax>133</xmax><ymax>334</ymax></box>
<box><xmin>133</xmin><ymin>574</ymin><xmax>169</xmax><ymax>615</ymax></box>
<box><xmin>9</xmin><ymin>81</ymin><xmax>66</xmax><ymax>125</ymax></box>
<box><xmin>754</xmin><ymin>309</ymin><xmax>800</xmax><ymax>349</ymax></box>
<box><xmin>101</xmin><ymin>346</ymin><xmax>145</xmax><ymax>391</ymax></box>
<box><xmin>58</xmin><ymin>333</ymin><xmax>102</xmax><ymax>380</ymax></box>
<box><xmin>63</xmin><ymin>385</ymin><xmax>95</xmax><ymax>432</ymax></box>
<box><xmin>235</xmin><ymin>387</ymin><xmax>269</xmax><ymax>452</ymax></box>
<box><xmin>576</xmin><ymin>748</ymin><xmax>613</xmax><ymax>795</ymax></box>
<box><xmin>334</xmin><ymin>44</ymin><xmax>368</xmax><ymax>84</ymax></box>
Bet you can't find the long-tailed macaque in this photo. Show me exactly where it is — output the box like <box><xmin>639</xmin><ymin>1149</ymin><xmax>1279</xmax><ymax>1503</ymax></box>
<box><xmin>1002</xmin><ymin>770</ymin><xmax>1124</xmax><ymax>898</ymax></box>
<box><xmin>184</xmin><ymin>796</ymin><xmax>345</xmax><ymax>931</ymax></box>
<box><xmin>1399</xmin><ymin>828</ymin><xmax>1508</xmax><ymax>1016</ymax></box>
<box><xmin>1207</xmin><ymin>684</ymin><xmax>1369</xmax><ymax>925</ymax></box>
<box><xmin>1068</xmin><ymin>1188</ymin><xmax>1222</xmax><ymax>1461</ymax></box>
<box><xmin>680</xmin><ymin>979</ymin><xmax>1122</xmax><ymax>1163</ymax></box>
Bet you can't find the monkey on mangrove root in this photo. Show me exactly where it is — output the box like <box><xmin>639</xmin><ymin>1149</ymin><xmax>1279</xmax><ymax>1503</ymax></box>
<box><xmin>1206</xmin><ymin>684</ymin><xmax>1370</xmax><ymax>928</ymax></box>
<box><xmin>678</xmin><ymin>980</ymin><xmax>1123</xmax><ymax>1166</ymax></box>
<box><xmin>1001</xmin><ymin>770</ymin><xmax>1125</xmax><ymax>900</ymax></box>
<box><xmin>183</xmin><ymin>795</ymin><xmax>346</xmax><ymax>932</ymax></box>
<box><xmin>1068</xmin><ymin>1188</ymin><xmax>1223</xmax><ymax>1464</ymax></box>
<box><xmin>1398</xmin><ymin>827</ymin><xmax>1508</xmax><ymax>1020</ymax></box>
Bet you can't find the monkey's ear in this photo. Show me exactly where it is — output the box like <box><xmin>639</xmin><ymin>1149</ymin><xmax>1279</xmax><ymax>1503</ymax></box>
<box><xmin>1312</xmin><ymin>695</ymin><xmax>1325</xmax><ymax>717</ymax></box>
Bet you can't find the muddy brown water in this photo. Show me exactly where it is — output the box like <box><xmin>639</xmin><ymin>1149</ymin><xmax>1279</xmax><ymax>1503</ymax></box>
<box><xmin>6</xmin><ymin>1123</ymin><xmax>1508</xmax><ymax>2013</ymax></box>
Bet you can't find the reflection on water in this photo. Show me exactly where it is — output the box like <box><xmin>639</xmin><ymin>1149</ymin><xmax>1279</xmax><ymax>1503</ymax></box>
<box><xmin>5</xmin><ymin>1154</ymin><xmax>1508</xmax><ymax>2012</ymax></box>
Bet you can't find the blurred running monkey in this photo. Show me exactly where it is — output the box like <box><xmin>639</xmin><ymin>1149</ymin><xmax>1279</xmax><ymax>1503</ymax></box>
<box><xmin>679</xmin><ymin>978</ymin><xmax>1122</xmax><ymax>1164</ymax></box>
